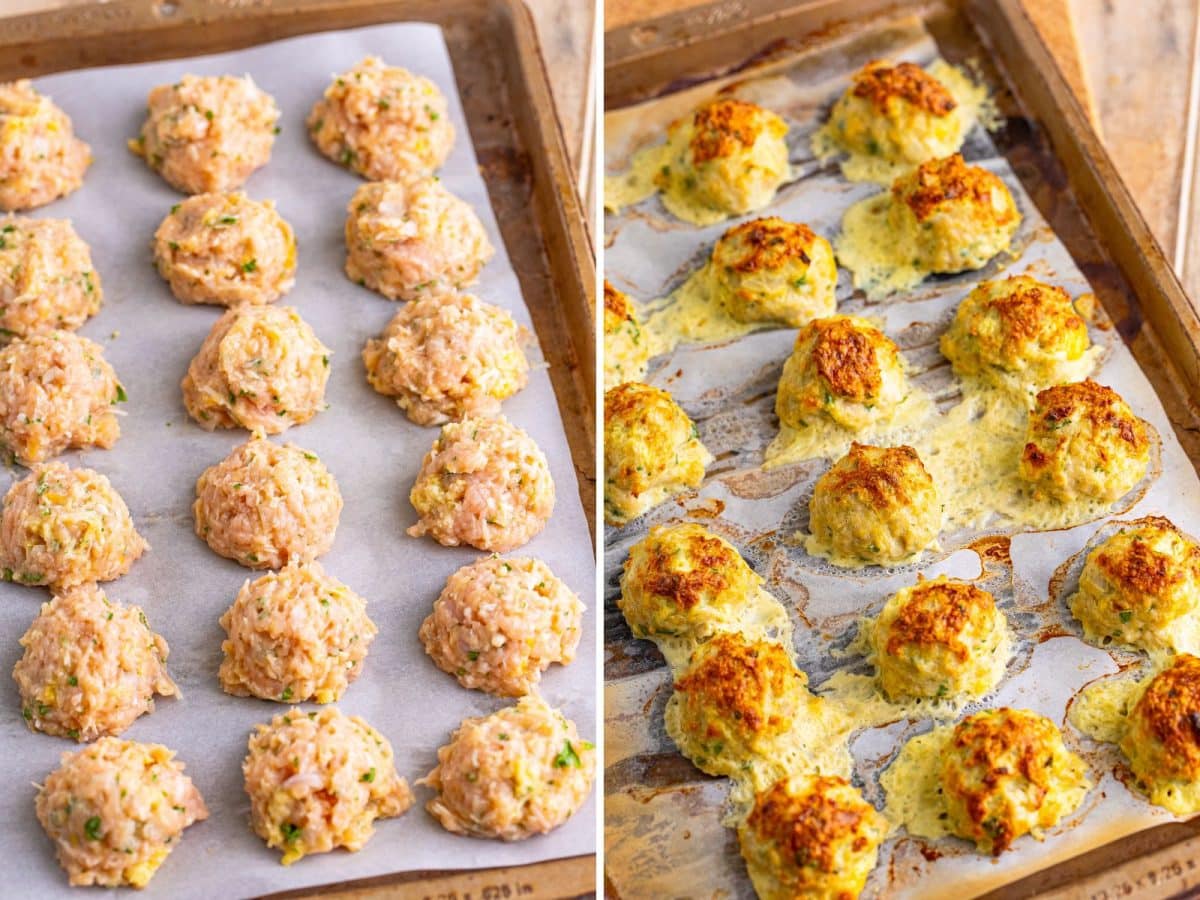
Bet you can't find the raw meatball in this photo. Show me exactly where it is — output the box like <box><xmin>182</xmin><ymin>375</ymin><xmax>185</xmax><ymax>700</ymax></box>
<box><xmin>0</xmin><ymin>462</ymin><xmax>146</xmax><ymax>588</ymax></box>
<box><xmin>602</xmin><ymin>280</ymin><xmax>648</xmax><ymax>390</ymax></box>
<box><xmin>0</xmin><ymin>330</ymin><xmax>124</xmax><ymax>464</ymax></box>
<box><xmin>738</xmin><ymin>774</ymin><xmax>888</xmax><ymax>900</ymax></box>
<box><xmin>362</xmin><ymin>292</ymin><xmax>528</xmax><ymax>426</ymax></box>
<box><xmin>181</xmin><ymin>304</ymin><xmax>331</xmax><ymax>434</ymax></box>
<box><xmin>243</xmin><ymin>705</ymin><xmax>413</xmax><ymax>865</ymax></box>
<box><xmin>1120</xmin><ymin>653</ymin><xmax>1200</xmax><ymax>813</ymax></box>
<box><xmin>708</xmin><ymin>217</ymin><xmax>837</xmax><ymax>327</ymax></box>
<box><xmin>0</xmin><ymin>80</ymin><xmax>90</xmax><ymax>211</ymax></box>
<box><xmin>36</xmin><ymin>737</ymin><xmax>206</xmax><ymax>887</ymax></box>
<box><xmin>776</xmin><ymin>315</ymin><xmax>910</xmax><ymax>432</ymax></box>
<box><xmin>219</xmin><ymin>560</ymin><xmax>374</xmax><ymax>704</ymax></box>
<box><xmin>941</xmin><ymin>276</ymin><xmax>1093</xmax><ymax>389</ymax></box>
<box><xmin>419</xmin><ymin>555</ymin><xmax>583</xmax><ymax>697</ymax></box>
<box><xmin>153</xmin><ymin>192</ymin><xmax>296</xmax><ymax>306</ymax></box>
<box><xmin>872</xmin><ymin>575</ymin><xmax>1009</xmax><ymax>701</ymax></box>
<box><xmin>131</xmin><ymin>74</ymin><xmax>279</xmax><ymax>194</ymax></box>
<box><xmin>307</xmin><ymin>56</ymin><xmax>454</xmax><ymax>181</ymax></box>
<box><xmin>408</xmin><ymin>416</ymin><xmax>555</xmax><ymax>552</ymax></box>
<box><xmin>942</xmin><ymin>707</ymin><xmax>1091</xmax><ymax>855</ymax></box>
<box><xmin>193</xmin><ymin>435</ymin><xmax>342</xmax><ymax>570</ymax></box>
<box><xmin>604</xmin><ymin>381</ymin><xmax>712</xmax><ymax>525</ymax></box>
<box><xmin>656</xmin><ymin>98</ymin><xmax>790</xmax><ymax>224</ymax></box>
<box><xmin>1070</xmin><ymin>517</ymin><xmax>1200</xmax><ymax>653</ymax></box>
<box><xmin>344</xmin><ymin>179</ymin><xmax>492</xmax><ymax>301</ymax></box>
<box><xmin>807</xmin><ymin>442</ymin><xmax>941</xmax><ymax>567</ymax></box>
<box><xmin>1019</xmin><ymin>380</ymin><xmax>1150</xmax><ymax>503</ymax></box>
<box><xmin>0</xmin><ymin>216</ymin><xmax>101</xmax><ymax>336</ymax></box>
<box><xmin>14</xmin><ymin>584</ymin><xmax>176</xmax><ymax>741</ymax></box>
<box><xmin>421</xmin><ymin>694</ymin><xmax>595</xmax><ymax>840</ymax></box>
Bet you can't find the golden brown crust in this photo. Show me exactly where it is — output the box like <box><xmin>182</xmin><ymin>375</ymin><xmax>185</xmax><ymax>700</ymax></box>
<box><xmin>1021</xmin><ymin>380</ymin><xmax>1149</xmax><ymax>472</ymax></box>
<box><xmin>604</xmin><ymin>279</ymin><xmax>633</xmax><ymax>321</ymax></box>
<box><xmin>894</xmin><ymin>153</ymin><xmax>1009</xmax><ymax>223</ymax></box>
<box><xmin>851</xmin><ymin>60</ymin><xmax>957</xmax><ymax>117</ymax></box>
<box><xmin>746</xmin><ymin>775</ymin><xmax>870</xmax><ymax>874</ymax></box>
<box><xmin>604</xmin><ymin>381</ymin><xmax>661</xmax><ymax>423</ymax></box>
<box><xmin>980</xmin><ymin>279</ymin><xmax>1084</xmax><ymax>354</ymax></box>
<box><xmin>1132</xmin><ymin>654</ymin><xmax>1200</xmax><ymax>772</ymax></box>
<box><xmin>689</xmin><ymin>99</ymin><xmax>768</xmax><ymax>165</ymax></box>
<box><xmin>809</xmin><ymin>318</ymin><xmax>885</xmax><ymax>403</ymax></box>
<box><xmin>822</xmin><ymin>443</ymin><xmax>928</xmax><ymax>509</ymax></box>
<box><xmin>885</xmin><ymin>579</ymin><xmax>994</xmax><ymax>661</ymax></box>
<box><xmin>674</xmin><ymin>634</ymin><xmax>798</xmax><ymax>735</ymax></box>
<box><xmin>628</xmin><ymin>528</ymin><xmax>746</xmax><ymax>612</ymax></box>
<box><xmin>715</xmin><ymin>217</ymin><xmax>815</xmax><ymax>274</ymax></box>
<box><xmin>1095</xmin><ymin>519</ymin><xmax>1191</xmax><ymax>599</ymax></box>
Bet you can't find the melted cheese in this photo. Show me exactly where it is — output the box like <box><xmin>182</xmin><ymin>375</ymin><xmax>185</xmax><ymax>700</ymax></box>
<box><xmin>642</xmin><ymin>267</ymin><xmax>769</xmax><ymax>358</ymax></box>
<box><xmin>604</xmin><ymin>144</ymin><xmax>672</xmax><ymax>214</ymax></box>
<box><xmin>1068</xmin><ymin>674</ymin><xmax>1139</xmax><ymax>745</ymax></box>
<box><xmin>652</xmin><ymin>586</ymin><xmax>794</xmax><ymax>673</ymax></box>
<box><xmin>879</xmin><ymin>724</ymin><xmax>957</xmax><ymax>841</ymax></box>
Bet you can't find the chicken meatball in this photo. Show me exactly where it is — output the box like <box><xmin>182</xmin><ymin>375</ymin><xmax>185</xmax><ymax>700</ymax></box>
<box><xmin>243</xmin><ymin>705</ymin><xmax>414</xmax><ymax>864</ymax></box>
<box><xmin>153</xmin><ymin>192</ymin><xmax>296</xmax><ymax>307</ymax></box>
<box><xmin>307</xmin><ymin>56</ymin><xmax>454</xmax><ymax>181</ymax></box>
<box><xmin>0</xmin><ymin>463</ymin><xmax>146</xmax><ymax>589</ymax></box>
<box><xmin>941</xmin><ymin>276</ymin><xmax>1093</xmax><ymax>389</ymax></box>
<box><xmin>181</xmin><ymin>304</ymin><xmax>331</xmax><ymax>434</ymax></box>
<box><xmin>656</xmin><ymin>98</ymin><xmax>790</xmax><ymax>224</ymax></box>
<box><xmin>193</xmin><ymin>436</ymin><xmax>342</xmax><ymax>570</ymax></box>
<box><xmin>419</xmin><ymin>555</ymin><xmax>583</xmax><ymax>697</ymax></box>
<box><xmin>421</xmin><ymin>694</ymin><xmax>595</xmax><ymax>841</ymax></box>
<box><xmin>219</xmin><ymin>560</ymin><xmax>375</xmax><ymax>704</ymax></box>
<box><xmin>807</xmin><ymin>442</ymin><xmax>941</xmax><ymax>567</ymax></box>
<box><xmin>362</xmin><ymin>292</ymin><xmax>529</xmax><ymax>426</ymax></box>
<box><xmin>0</xmin><ymin>80</ymin><xmax>90</xmax><ymax>211</ymax></box>
<box><xmin>872</xmin><ymin>575</ymin><xmax>1009</xmax><ymax>701</ymax></box>
<box><xmin>1120</xmin><ymin>653</ymin><xmax>1200</xmax><ymax>813</ymax></box>
<box><xmin>131</xmin><ymin>74</ymin><xmax>279</xmax><ymax>194</ymax></box>
<box><xmin>776</xmin><ymin>316</ymin><xmax>909</xmax><ymax>432</ymax></box>
<box><xmin>665</xmin><ymin>632</ymin><xmax>807</xmax><ymax>778</ymax></box>
<box><xmin>36</xmin><ymin>737</ymin><xmax>206</xmax><ymax>887</ymax></box>
<box><xmin>14</xmin><ymin>584</ymin><xmax>175</xmax><ymax>741</ymax></box>
<box><xmin>738</xmin><ymin>774</ymin><xmax>888</xmax><ymax>900</ymax></box>
<box><xmin>0</xmin><ymin>330</ymin><xmax>124</xmax><ymax>464</ymax></box>
<box><xmin>344</xmin><ymin>179</ymin><xmax>492</xmax><ymax>301</ymax></box>
<box><xmin>708</xmin><ymin>217</ymin><xmax>837</xmax><ymax>327</ymax></box>
<box><xmin>0</xmin><ymin>216</ymin><xmax>100</xmax><ymax>336</ymax></box>
<box><xmin>408</xmin><ymin>416</ymin><xmax>555</xmax><ymax>552</ymax></box>
<box><xmin>942</xmin><ymin>707</ymin><xmax>1091</xmax><ymax>855</ymax></box>
<box><xmin>1019</xmin><ymin>380</ymin><xmax>1150</xmax><ymax>503</ymax></box>
<box><xmin>603</xmin><ymin>280</ymin><xmax>649</xmax><ymax>390</ymax></box>
<box><xmin>1070</xmin><ymin>517</ymin><xmax>1200</xmax><ymax>653</ymax></box>
<box><xmin>604</xmin><ymin>382</ymin><xmax>712</xmax><ymax>526</ymax></box>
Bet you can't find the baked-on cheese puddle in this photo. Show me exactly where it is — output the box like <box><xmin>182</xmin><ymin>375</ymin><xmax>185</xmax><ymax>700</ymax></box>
<box><xmin>605</xmin><ymin>142</ymin><xmax>672</xmax><ymax>215</ymax></box>
<box><xmin>641</xmin><ymin>267</ymin><xmax>770</xmax><ymax>358</ymax></box>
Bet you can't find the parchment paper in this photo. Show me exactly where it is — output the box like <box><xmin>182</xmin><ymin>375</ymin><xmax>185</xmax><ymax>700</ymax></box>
<box><xmin>0</xmin><ymin>22</ymin><xmax>596</xmax><ymax>899</ymax></box>
<box><xmin>603</xmin><ymin>15</ymin><xmax>1200</xmax><ymax>900</ymax></box>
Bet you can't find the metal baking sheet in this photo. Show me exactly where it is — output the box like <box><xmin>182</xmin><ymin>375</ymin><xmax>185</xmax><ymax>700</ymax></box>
<box><xmin>0</xmin><ymin>21</ymin><xmax>596</xmax><ymax>899</ymax></box>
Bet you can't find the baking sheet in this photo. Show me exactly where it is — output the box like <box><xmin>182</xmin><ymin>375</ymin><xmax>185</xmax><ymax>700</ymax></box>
<box><xmin>0</xmin><ymin>22</ymin><xmax>596</xmax><ymax>898</ymax></box>
<box><xmin>602</xmin><ymin>15</ymin><xmax>1200</xmax><ymax>900</ymax></box>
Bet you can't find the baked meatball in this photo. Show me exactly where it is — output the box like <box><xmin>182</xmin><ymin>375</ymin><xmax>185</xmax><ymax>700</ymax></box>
<box><xmin>738</xmin><ymin>774</ymin><xmax>888</xmax><ymax>900</ymax></box>
<box><xmin>1071</xmin><ymin>517</ymin><xmax>1200</xmax><ymax>653</ymax></box>
<box><xmin>942</xmin><ymin>707</ymin><xmax>1091</xmax><ymax>855</ymax></box>
<box><xmin>153</xmin><ymin>192</ymin><xmax>296</xmax><ymax>306</ymax></box>
<box><xmin>708</xmin><ymin>217</ymin><xmax>837</xmax><ymax>328</ymax></box>
<box><xmin>243</xmin><ymin>705</ymin><xmax>414</xmax><ymax>864</ymax></box>
<box><xmin>941</xmin><ymin>276</ymin><xmax>1093</xmax><ymax>389</ymax></box>
<box><xmin>1019</xmin><ymin>380</ymin><xmax>1150</xmax><ymax>503</ymax></box>
<box><xmin>219</xmin><ymin>560</ymin><xmax>375</xmax><ymax>704</ymax></box>
<box><xmin>0</xmin><ymin>463</ymin><xmax>146</xmax><ymax>589</ymax></box>
<box><xmin>604</xmin><ymin>382</ymin><xmax>712</xmax><ymax>526</ymax></box>
<box><xmin>656</xmin><ymin>98</ymin><xmax>790</xmax><ymax>224</ymax></box>
<box><xmin>36</xmin><ymin>737</ymin><xmax>206</xmax><ymax>887</ymax></box>
<box><xmin>421</xmin><ymin>694</ymin><xmax>595</xmax><ymax>841</ymax></box>
<box><xmin>131</xmin><ymin>74</ymin><xmax>279</xmax><ymax>194</ymax></box>
<box><xmin>345</xmin><ymin>179</ymin><xmax>492</xmax><ymax>301</ymax></box>
<box><xmin>181</xmin><ymin>304</ymin><xmax>331</xmax><ymax>434</ymax></box>
<box><xmin>362</xmin><ymin>292</ymin><xmax>529</xmax><ymax>426</ymax></box>
<box><xmin>872</xmin><ymin>575</ymin><xmax>1009</xmax><ymax>701</ymax></box>
<box><xmin>619</xmin><ymin>522</ymin><xmax>762</xmax><ymax>642</ymax></box>
<box><xmin>14</xmin><ymin>584</ymin><xmax>176</xmax><ymax>741</ymax></box>
<box><xmin>408</xmin><ymin>416</ymin><xmax>555</xmax><ymax>552</ymax></box>
<box><xmin>776</xmin><ymin>315</ymin><xmax>909</xmax><ymax>432</ymax></box>
<box><xmin>807</xmin><ymin>443</ymin><xmax>941</xmax><ymax>567</ymax></box>
<box><xmin>0</xmin><ymin>330</ymin><xmax>123</xmax><ymax>464</ymax></box>
<box><xmin>1120</xmin><ymin>653</ymin><xmax>1200</xmax><ymax>813</ymax></box>
<box><xmin>419</xmin><ymin>555</ymin><xmax>583</xmax><ymax>697</ymax></box>
<box><xmin>307</xmin><ymin>56</ymin><xmax>454</xmax><ymax>181</ymax></box>
<box><xmin>193</xmin><ymin>436</ymin><xmax>342</xmax><ymax>570</ymax></box>
<box><xmin>665</xmin><ymin>632</ymin><xmax>807</xmax><ymax>778</ymax></box>
<box><xmin>0</xmin><ymin>80</ymin><xmax>90</xmax><ymax>211</ymax></box>
<box><xmin>603</xmin><ymin>280</ymin><xmax>649</xmax><ymax>390</ymax></box>
<box><xmin>0</xmin><ymin>216</ymin><xmax>100</xmax><ymax>336</ymax></box>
